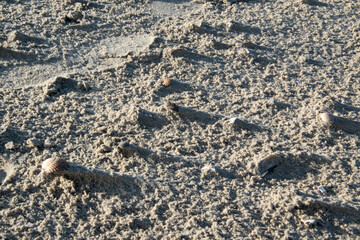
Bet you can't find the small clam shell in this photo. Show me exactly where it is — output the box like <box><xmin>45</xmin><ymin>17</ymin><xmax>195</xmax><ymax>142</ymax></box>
<box><xmin>162</xmin><ymin>78</ymin><xmax>172</xmax><ymax>87</ymax></box>
<box><xmin>42</xmin><ymin>158</ymin><xmax>68</xmax><ymax>174</ymax></box>
<box><xmin>320</xmin><ymin>112</ymin><xmax>335</xmax><ymax>126</ymax></box>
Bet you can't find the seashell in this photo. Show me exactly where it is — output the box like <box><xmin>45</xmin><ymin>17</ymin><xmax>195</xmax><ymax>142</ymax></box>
<box><xmin>318</xmin><ymin>185</ymin><xmax>327</xmax><ymax>194</ymax></box>
<box><xmin>229</xmin><ymin>117</ymin><xmax>238</xmax><ymax>124</ymax></box>
<box><xmin>303</xmin><ymin>218</ymin><xmax>317</xmax><ymax>224</ymax></box>
<box><xmin>257</xmin><ymin>154</ymin><xmax>282</xmax><ymax>177</ymax></box>
<box><xmin>320</xmin><ymin>112</ymin><xmax>335</xmax><ymax>126</ymax></box>
<box><xmin>42</xmin><ymin>158</ymin><xmax>68</xmax><ymax>174</ymax></box>
<box><xmin>201</xmin><ymin>164</ymin><xmax>217</xmax><ymax>173</ymax></box>
<box><xmin>65</xmin><ymin>11</ymin><xmax>83</xmax><ymax>23</ymax></box>
<box><xmin>166</xmin><ymin>102</ymin><xmax>179</xmax><ymax>112</ymax></box>
<box><xmin>162</xmin><ymin>78</ymin><xmax>172</xmax><ymax>87</ymax></box>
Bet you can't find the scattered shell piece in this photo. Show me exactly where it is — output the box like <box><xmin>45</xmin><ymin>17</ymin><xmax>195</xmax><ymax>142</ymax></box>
<box><xmin>189</xmin><ymin>23</ymin><xmax>206</xmax><ymax>34</ymax></box>
<box><xmin>201</xmin><ymin>164</ymin><xmax>217</xmax><ymax>172</ymax></box>
<box><xmin>229</xmin><ymin>117</ymin><xmax>238</xmax><ymax>124</ymax></box>
<box><xmin>77</xmin><ymin>81</ymin><xmax>89</xmax><ymax>91</ymax></box>
<box><xmin>166</xmin><ymin>102</ymin><xmax>179</xmax><ymax>112</ymax></box>
<box><xmin>42</xmin><ymin>158</ymin><xmax>69</xmax><ymax>174</ymax></box>
<box><xmin>201</xmin><ymin>164</ymin><xmax>218</xmax><ymax>178</ymax></box>
<box><xmin>5</xmin><ymin>141</ymin><xmax>15</xmax><ymax>151</ymax></box>
<box><xmin>318</xmin><ymin>185</ymin><xmax>327</xmax><ymax>194</ymax></box>
<box><xmin>162</xmin><ymin>78</ymin><xmax>172</xmax><ymax>87</ymax></box>
<box><xmin>98</xmin><ymin>145</ymin><xmax>112</xmax><ymax>153</ymax></box>
<box><xmin>320</xmin><ymin>112</ymin><xmax>335</xmax><ymax>126</ymax></box>
<box><xmin>27</xmin><ymin>138</ymin><xmax>42</xmax><ymax>148</ymax></box>
<box><xmin>303</xmin><ymin>218</ymin><xmax>317</xmax><ymax>224</ymax></box>
<box><xmin>256</xmin><ymin>154</ymin><xmax>282</xmax><ymax>177</ymax></box>
<box><xmin>228</xmin><ymin>117</ymin><xmax>261</xmax><ymax>131</ymax></box>
<box><xmin>65</xmin><ymin>11</ymin><xmax>83</xmax><ymax>23</ymax></box>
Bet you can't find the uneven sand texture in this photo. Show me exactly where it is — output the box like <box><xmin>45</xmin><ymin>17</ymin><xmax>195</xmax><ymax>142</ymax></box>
<box><xmin>1</xmin><ymin>0</ymin><xmax>360</xmax><ymax>239</ymax></box>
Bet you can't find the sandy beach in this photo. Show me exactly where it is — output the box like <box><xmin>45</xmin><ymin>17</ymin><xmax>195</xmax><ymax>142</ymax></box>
<box><xmin>1</xmin><ymin>0</ymin><xmax>359</xmax><ymax>239</ymax></box>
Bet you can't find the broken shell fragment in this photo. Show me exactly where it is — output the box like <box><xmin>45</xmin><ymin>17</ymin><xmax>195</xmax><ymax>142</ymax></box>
<box><xmin>303</xmin><ymin>218</ymin><xmax>317</xmax><ymax>224</ymax></box>
<box><xmin>42</xmin><ymin>158</ymin><xmax>68</xmax><ymax>174</ymax></box>
<box><xmin>162</xmin><ymin>78</ymin><xmax>172</xmax><ymax>87</ymax></box>
<box><xmin>166</xmin><ymin>102</ymin><xmax>179</xmax><ymax>112</ymax></box>
<box><xmin>318</xmin><ymin>185</ymin><xmax>327</xmax><ymax>194</ymax></box>
<box><xmin>65</xmin><ymin>11</ymin><xmax>83</xmax><ymax>23</ymax></box>
<box><xmin>256</xmin><ymin>154</ymin><xmax>282</xmax><ymax>177</ymax></box>
<box><xmin>229</xmin><ymin>117</ymin><xmax>238</xmax><ymax>124</ymax></box>
<box><xmin>201</xmin><ymin>164</ymin><xmax>217</xmax><ymax>172</ymax></box>
<box><xmin>320</xmin><ymin>112</ymin><xmax>335</xmax><ymax>126</ymax></box>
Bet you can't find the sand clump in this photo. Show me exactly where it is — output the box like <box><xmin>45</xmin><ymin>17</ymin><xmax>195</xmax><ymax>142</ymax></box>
<box><xmin>0</xmin><ymin>0</ymin><xmax>360</xmax><ymax>239</ymax></box>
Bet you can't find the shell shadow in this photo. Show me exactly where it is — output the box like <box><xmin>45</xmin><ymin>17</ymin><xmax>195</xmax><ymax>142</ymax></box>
<box><xmin>43</xmin><ymin>77</ymin><xmax>79</xmax><ymax>98</ymax></box>
<box><xmin>228</xmin><ymin>118</ymin><xmax>266</xmax><ymax>133</ymax></box>
<box><xmin>7</xmin><ymin>31</ymin><xmax>46</xmax><ymax>45</ymax></box>
<box><xmin>302</xmin><ymin>0</ymin><xmax>328</xmax><ymax>7</ymax></box>
<box><xmin>330</xmin><ymin>100</ymin><xmax>360</xmax><ymax>113</ymax></box>
<box><xmin>53</xmin><ymin>162</ymin><xmax>149</xmax><ymax>196</ymax></box>
<box><xmin>257</xmin><ymin>153</ymin><xmax>330</xmax><ymax>181</ymax></box>
<box><xmin>0</xmin><ymin>156</ymin><xmax>16</xmax><ymax>186</ymax></box>
<box><xmin>0</xmin><ymin>126</ymin><xmax>28</xmax><ymax>152</ymax></box>
<box><xmin>118</xmin><ymin>142</ymin><xmax>198</xmax><ymax>167</ymax></box>
<box><xmin>331</xmin><ymin>116</ymin><xmax>360</xmax><ymax>135</ymax></box>
<box><xmin>0</xmin><ymin>169</ymin><xmax>6</xmax><ymax>185</ymax></box>
<box><xmin>126</xmin><ymin>107</ymin><xmax>169</xmax><ymax>129</ymax></box>
<box><xmin>167</xmin><ymin>104</ymin><xmax>222</xmax><ymax>124</ymax></box>
<box><xmin>228</xmin><ymin>21</ymin><xmax>262</xmax><ymax>35</ymax></box>
<box><xmin>292</xmin><ymin>199</ymin><xmax>360</xmax><ymax>235</ymax></box>
<box><xmin>0</xmin><ymin>46</ymin><xmax>37</xmax><ymax>62</ymax></box>
<box><xmin>169</xmin><ymin>47</ymin><xmax>216</xmax><ymax>63</ymax></box>
<box><xmin>154</xmin><ymin>80</ymin><xmax>193</xmax><ymax>97</ymax></box>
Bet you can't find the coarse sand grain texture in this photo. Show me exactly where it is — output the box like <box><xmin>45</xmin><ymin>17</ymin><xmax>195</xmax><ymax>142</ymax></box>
<box><xmin>0</xmin><ymin>0</ymin><xmax>360</xmax><ymax>239</ymax></box>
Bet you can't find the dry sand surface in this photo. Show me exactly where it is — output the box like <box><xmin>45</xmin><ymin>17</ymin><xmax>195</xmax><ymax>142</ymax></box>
<box><xmin>1</xmin><ymin>0</ymin><xmax>360</xmax><ymax>239</ymax></box>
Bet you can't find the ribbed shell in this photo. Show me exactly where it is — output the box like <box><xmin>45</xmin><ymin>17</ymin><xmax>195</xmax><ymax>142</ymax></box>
<box><xmin>42</xmin><ymin>158</ymin><xmax>68</xmax><ymax>174</ymax></box>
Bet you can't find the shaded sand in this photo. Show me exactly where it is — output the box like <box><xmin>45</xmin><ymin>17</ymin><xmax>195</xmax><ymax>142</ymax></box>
<box><xmin>1</xmin><ymin>0</ymin><xmax>360</xmax><ymax>239</ymax></box>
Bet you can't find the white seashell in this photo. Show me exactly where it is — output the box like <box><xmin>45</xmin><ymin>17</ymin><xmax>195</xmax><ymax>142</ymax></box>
<box><xmin>318</xmin><ymin>185</ymin><xmax>327</xmax><ymax>194</ymax></box>
<box><xmin>201</xmin><ymin>165</ymin><xmax>217</xmax><ymax>172</ymax></box>
<box><xmin>303</xmin><ymin>218</ymin><xmax>317</xmax><ymax>224</ymax></box>
<box><xmin>320</xmin><ymin>112</ymin><xmax>335</xmax><ymax>126</ymax></box>
<box><xmin>229</xmin><ymin>117</ymin><xmax>238</xmax><ymax>124</ymax></box>
<box><xmin>42</xmin><ymin>158</ymin><xmax>68</xmax><ymax>174</ymax></box>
